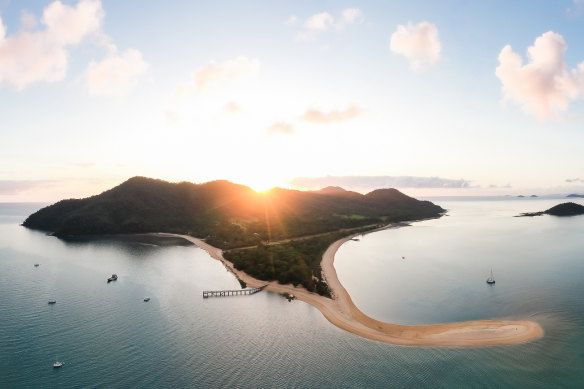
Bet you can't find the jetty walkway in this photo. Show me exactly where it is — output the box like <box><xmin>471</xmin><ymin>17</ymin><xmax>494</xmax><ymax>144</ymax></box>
<box><xmin>203</xmin><ymin>283</ymin><xmax>270</xmax><ymax>298</ymax></box>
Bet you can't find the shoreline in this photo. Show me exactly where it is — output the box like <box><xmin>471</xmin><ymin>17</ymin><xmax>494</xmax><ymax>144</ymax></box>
<box><xmin>156</xmin><ymin>224</ymin><xmax>543</xmax><ymax>347</ymax></box>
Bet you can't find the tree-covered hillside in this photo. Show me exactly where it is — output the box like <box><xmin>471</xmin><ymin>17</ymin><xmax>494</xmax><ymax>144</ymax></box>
<box><xmin>23</xmin><ymin>176</ymin><xmax>445</xmax><ymax>295</ymax></box>
<box><xmin>23</xmin><ymin>176</ymin><xmax>444</xmax><ymax>249</ymax></box>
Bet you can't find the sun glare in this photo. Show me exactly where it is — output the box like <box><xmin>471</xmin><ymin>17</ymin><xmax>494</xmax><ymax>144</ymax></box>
<box><xmin>248</xmin><ymin>181</ymin><xmax>276</xmax><ymax>193</ymax></box>
<box><xmin>241</xmin><ymin>176</ymin><xmax>284</xmax><ymax>193</ymax></box>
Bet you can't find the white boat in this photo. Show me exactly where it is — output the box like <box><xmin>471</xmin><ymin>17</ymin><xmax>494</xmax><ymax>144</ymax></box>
<box><xmin>486</xmin><ymin>269</ymin><xmax>495</xmax><ymax>284</ymax></box>
<box><xmin>107</xmin><ymin>274</ymin><xmax>118</xmax><ymax>282</ymax></box>
<box><xmin>53</xmin><ymin>356</ymin><xmax>64</xmax><ymax>368</ymax></box>
<box><xmin>143</xmin><ymin>297</ymin><xmax>150</xmax><ymax>302</ymax></box>
<box><xmin>48</xmin><ymin>300</ymin><xmax>56</xmax><ymax>304</ymax></box>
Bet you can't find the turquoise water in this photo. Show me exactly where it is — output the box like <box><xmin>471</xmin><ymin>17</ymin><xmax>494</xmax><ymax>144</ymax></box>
<box><xmin>1</xmin><ymin>199</ymin><xmax>583</xmax><ymax>388</ymax></box>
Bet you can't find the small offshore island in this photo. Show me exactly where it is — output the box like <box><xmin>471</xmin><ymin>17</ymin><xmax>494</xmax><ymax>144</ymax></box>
<box><xmin>517</xmin><ymin>202</ymin><xmax>584</xmax><ymax>217</ymax></box>
<box><xmin>23</xmin><ymin>177</ymin><xmax>543</xmax><ymax>347</ymax></box>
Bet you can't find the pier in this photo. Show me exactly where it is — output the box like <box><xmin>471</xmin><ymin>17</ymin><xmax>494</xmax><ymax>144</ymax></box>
<box><xmin>203</xmin><ymin>283</ymin><xmax>270</xmax><ymax>298</ymax></box>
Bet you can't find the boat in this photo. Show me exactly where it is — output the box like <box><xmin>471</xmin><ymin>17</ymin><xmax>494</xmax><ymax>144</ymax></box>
<box><xmin>143</xmin><ymin>297</ymin><xmax>150</xmax><ymax>302</ymax></box>
<box><xmin>53</xmin><ymin>356</ymin><xmax>64</xmax><ymax>368</ymax></box>
<box><xmin>34</xmin><ymin>263</ymin><xmax>40</xmax><ymax>267</ymax></box>
<box><xmin>107</xmin><ymin>274</ymin><xmax>118</xmax><ymax>282</ymax></box>
<box><xmin>48</xmin><ymin>300</ymin><xmax>56</xmax><ymax>304</ymax></box>
<box><xmin>486</xmin><ymin>269</ymin><xmax>495</xmax><ymax>284</ymax></box>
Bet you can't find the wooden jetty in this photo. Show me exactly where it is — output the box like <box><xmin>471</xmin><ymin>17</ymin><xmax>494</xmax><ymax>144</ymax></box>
<box><xmin>203</xmin><ymin>283</ymin><xmax>270</xmax><ymax>298</ymax></box>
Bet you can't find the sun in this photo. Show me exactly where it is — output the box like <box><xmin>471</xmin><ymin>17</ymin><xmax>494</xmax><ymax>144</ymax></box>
<box><xmin>242</xmin><ymin>176</ymin><xmax>282</xmax><ymax>193</ymax></box>
<box><xmin>248</xmin><ymin>181</ymin><xmax>276</xmax><ymax>193</ymax></box>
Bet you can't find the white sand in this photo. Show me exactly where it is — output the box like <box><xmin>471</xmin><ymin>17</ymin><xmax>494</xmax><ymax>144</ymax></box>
<box><xmin>157</xmin><ymin>229</ymin><xmax>543</xmax><ymax>347</ymax></box>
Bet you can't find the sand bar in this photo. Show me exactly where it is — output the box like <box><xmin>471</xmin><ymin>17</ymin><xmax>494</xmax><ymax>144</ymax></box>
<box><xmin>157</xmin><ymin>227</ymin><xmax>543</xmax><ymax>347</ymax></box>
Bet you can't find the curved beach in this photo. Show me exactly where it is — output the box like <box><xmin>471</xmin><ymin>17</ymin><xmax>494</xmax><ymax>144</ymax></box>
<box><xmin>159</xmin><ymin>229</ymin><xmax>543</xmax><ymax>347</ymax></box>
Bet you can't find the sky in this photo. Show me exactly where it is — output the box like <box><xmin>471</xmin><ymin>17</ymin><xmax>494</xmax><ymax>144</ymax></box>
<box><xmin>1</xmin><ymin>0</ymin><xmax>584</xmax><ymax>201</ymax></box>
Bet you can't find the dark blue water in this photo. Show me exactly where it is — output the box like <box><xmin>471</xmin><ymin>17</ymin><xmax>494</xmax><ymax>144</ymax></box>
<box><xmin>1</xmin><ymin>200</ymin><xmax>583</xmax><ymax>388</ymax></box>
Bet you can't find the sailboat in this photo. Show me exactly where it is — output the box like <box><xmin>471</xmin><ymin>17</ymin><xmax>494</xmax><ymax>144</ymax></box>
<box><xmin>53</xmin><ymin>356</ymin><xmax>64</xmax><ymax>368</ymax></box>
<box><xmin>486</xmin><ymin>268</ymin><xmax>495</xmax><ymax>284</ymax></box>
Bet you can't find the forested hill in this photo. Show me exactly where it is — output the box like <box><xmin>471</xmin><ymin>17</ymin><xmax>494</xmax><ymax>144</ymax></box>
<box><xmin>518</xmin><ymin>202</ymin><xmax>584</xmax><ymax>217</ymax></box>
<box><xmin>23</xmin><ymin>176</ymin><xmax>445</xmax><ymax>249</ymax></box>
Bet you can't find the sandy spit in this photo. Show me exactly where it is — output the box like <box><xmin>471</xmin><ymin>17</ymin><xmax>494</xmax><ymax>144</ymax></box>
<box><xmin>155</xmin><ymin>228</ymin><xmax>543</xmax><ymax>347</ymax></box>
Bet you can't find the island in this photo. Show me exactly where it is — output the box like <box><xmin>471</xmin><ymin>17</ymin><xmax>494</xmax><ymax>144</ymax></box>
<box><xmin>567</xmin><ymin>194</ymin><xmax>584</xmax><ymax>198</ymax></box>
<box><xmin>517</xmin><ymin>202</ymin><xmax>584</xmax><ymax>217</ymax></box>
<box><xmin>23</xmin><ymin>176</ymin><xmax>445</xmax><ymax>296</ymax></box>
<box><xmin>23</xmin><ymin>176</ymin><xmax>543</xmax><ymax>347</ymax></box>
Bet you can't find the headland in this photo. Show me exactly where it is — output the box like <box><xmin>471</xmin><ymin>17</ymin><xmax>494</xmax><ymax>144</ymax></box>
<box><xmin>158</xmin><ymin>225</ymin><xmax>543</xmax><ymax>347</ymax></box>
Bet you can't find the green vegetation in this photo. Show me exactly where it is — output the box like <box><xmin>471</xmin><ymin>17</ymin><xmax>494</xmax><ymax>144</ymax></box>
<box><xmin>23</xmin><ymin>176</ymin><xmax>446</xmax><ymax>296</ymax></box>
<box><xmin>225</xmin><ymin>229</ymin><xmax>371</xmax><ymax>297</ymax></box>
<box><xmin>518</xmin><ymin>202</ymin><xmax>584</xmax><ymax>217</ymax></box>
<box><xmin>24</xmin><ymin>176</ymin><xmax>444</xmax><ymax>248</ymax></box>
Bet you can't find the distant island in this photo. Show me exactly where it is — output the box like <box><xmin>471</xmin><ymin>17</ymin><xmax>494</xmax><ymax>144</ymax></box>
<box><xmin>23</xmin><ymin>176</ymin><xmax>445</xmax><ymax>296</ymax></box>
<box><xmin>567</xmin><ymin>194</ymin><xmax>584</xmax><ymax>198</ymax></box>
<box><xmin>517</xmin><ymin>202</ymin><xmax>584</xmax><ymax>217</ymax></box>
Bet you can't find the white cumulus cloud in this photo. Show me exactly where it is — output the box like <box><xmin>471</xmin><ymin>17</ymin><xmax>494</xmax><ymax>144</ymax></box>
<box><xmin>495</xmin><ymin>31</ymin><xmax>584</xmax><ymax>120</ymax></box>
<box><xmin>304</xmin><ymin>12</ymin><xmax>334</xmax><ymax>32</ymax></box>
<box><xmin>337</xmin><ymin>8</ymin><xmax>363</xmax><ymax>29</ymax></box>
<box><xmin>84</xmin><ymin>46</ymin><xmax>148</xmax><ymax>97</ymax></box>
<box><xmin>295</xmin><ymin>8</ymin><xmax>362</xmax><ymax>42</ymax></box>
<box><xmin>390</xmin><ymin>21</ymin><xmax>441</xmax><ymax>70</ymax></box>
<box><xmin>0</xmin><ymin>0</ymin><xmax>104</xmax><ymax>90</ymax></box>
<box><xmin>0</xmin><ymin>0</ymin><xmax>147</xmax><ymax>94</ymax></box>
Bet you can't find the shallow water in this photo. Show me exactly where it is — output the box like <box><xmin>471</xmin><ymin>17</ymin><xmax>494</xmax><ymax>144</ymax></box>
<box><xmin>1</xmin><ymin>199</ymin><xmax>583</xmax><ymax>388</ymax></box>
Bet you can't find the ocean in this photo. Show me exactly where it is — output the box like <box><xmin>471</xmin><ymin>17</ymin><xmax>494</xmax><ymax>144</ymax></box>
<box><xmin>1</xmin><ymin>198</ymin><xmax>583</xmax><ymax>388</ymax></box>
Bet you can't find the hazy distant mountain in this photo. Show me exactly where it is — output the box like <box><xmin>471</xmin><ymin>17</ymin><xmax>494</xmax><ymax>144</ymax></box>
<box><xmin>23</xmin><ymin>176</ymin><xmax>445</xmax><ymax>249</ymax></box>
<box><xmin>567</xmin><ymin>194</ymin><xmax>584</xmax><ymax>198</ymax></box>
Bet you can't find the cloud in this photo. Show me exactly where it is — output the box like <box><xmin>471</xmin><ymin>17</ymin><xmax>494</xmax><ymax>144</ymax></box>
<box><xmin>489</xmin><ymin>184</ymin><xmax>512</xmax><ymax>189</ymax></box>
<box><xmin>289</xmin><ymin>175</ymin><xmax>472</xmax><ymax>191</ymax></box>
<box><xmin>295</xmin><ymin>8</ymin><xmax>362</xmax><ymax>41</ymax></box>
<box><xmin>284</xmin><ymin>15</ymin><xmax>297</xmax><ymax>26</ymax></box>
<box><xmin>567</xmin><ymin>0</ymin><xmax>584</xmax><ymax>16</ymax></box>
<box><xmin>300</xmin><ymin>104</ymin><xmax>364</xmax><ymax>124</ymax></box>
<box><xmin>304</xmin><ymin>12</ymin><xmax>334</xmax><ymax>32</ymax></box>
<box><xmin>84</xmin><ymin>45</ymin><xmax>148</xmax><ymax>96</ymax></box>
<box><xmin>0</xmin><ymin>0</ymin><xmax>104</xmax><ymax>90</ymax></box>
<box><xmin>222</xmin><ymin>101</ymin><xmax>242</xmax><ymax>114</ymax></box>
<box><xmin>495</xmin><ymin>31</ymin><xmax>584</xmax><ymax>120</ymax></box>
<box><xmin>20</xmin><ymin>10</ymin><xmax>38</xmax><ymax>30</ymax></box>
<box><xmin>0</xmin><ymin>0</ymin><xmax>147</xmax><ymax>93</ymax></box>
<box><xmin>390</xmin><ymin>21</ymin><xmax>441</xmax><ymax>70</ymax></box>
<box><xmin>175</xmin><ymin>56</ymin><xmax>260</xmax><ymax>96</ymax></box>
<box><xmin>267</xmin><ymin>122</ymin><xmax>294</xmax><ymax>135</ymax></box>
<box><xmin>267</xmin><ymin>121</ymin><xmax>294</xmax><ymax>135</ymax></box>
<box><xmin>337</xmin><ymin>8</ymin><xmax>363</xmax><ymax>29</ymax></box>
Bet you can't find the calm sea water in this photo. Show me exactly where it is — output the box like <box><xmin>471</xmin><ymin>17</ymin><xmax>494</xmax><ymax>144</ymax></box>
<box><xmin>1</xmin><ymin>199</ymin><xmax>583</xmax><ymax>388</ymax></box>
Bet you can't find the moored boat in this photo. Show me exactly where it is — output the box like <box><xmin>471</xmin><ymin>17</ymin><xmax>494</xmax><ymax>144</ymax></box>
<box><xmin>107</xmin><ymin>274</ymin><xmax>118</xmax><ymax>282</ymax></box>
<box><xmin>53</xmin><ymin>356</ymin><xmax>64</xmax><ymax>368</ymax></box>
<box><xmin>486</xmin><ymin>269</ymin><xmax>495</xmax><ymax>284</ymax></box>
